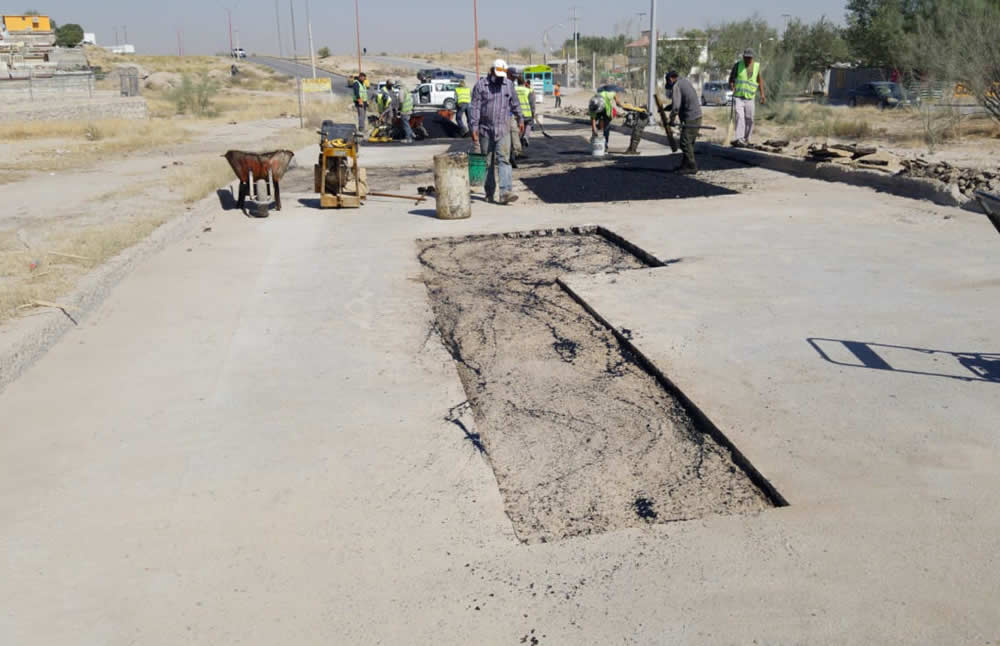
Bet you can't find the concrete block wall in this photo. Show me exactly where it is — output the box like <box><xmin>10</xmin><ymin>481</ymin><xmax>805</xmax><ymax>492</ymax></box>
<box><xmin>0</xmin><ymin>72</ymin><xmax>96</xmax><ymax>99</ymax></box>
<box><xmin>0</xmin><ymin>96</ymin><xmax>149</xmax><ymax>122</ymax></box>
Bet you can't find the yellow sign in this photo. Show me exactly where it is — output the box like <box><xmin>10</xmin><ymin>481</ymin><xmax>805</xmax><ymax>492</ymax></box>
<box><xmin>302</xmin><ymin>78</ymin><xmax>332</xmax><ymax>93</ymax></box>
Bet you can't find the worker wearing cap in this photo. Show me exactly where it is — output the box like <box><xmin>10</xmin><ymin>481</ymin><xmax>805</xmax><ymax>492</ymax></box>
<box><xmin>666</xmin><ymin>70</ymin><xmax>703</xmax><ymax>174</ymax></box>
<box><xmin>353</xmin><ymin>72</ymin><xmax>368</xmax><ymax>134</ymax></box>
<box><xmin>392</xmin><ymin>80</ymin><xmax>416</xmax><ymax>144</ymax></box>
<box><xmin>516</xmin><ymin>77</ymin><xmax>536</xmax><ymax>147</ymax></box>
<box><xmin>589</xmin><ymin>87</ymin><xmax>624</xmax><ymax>149</ymax></box>
<box><xmin>469</xmin><ymin>59</ymin><xmax>524</xmax><ymax>205</ymax></box>
<box><xmin>455</xmin><ymin>79</ymin><xmax>472</xmax><ymax>136</ymax></box>
<box><xmin>728</xmin><ymin>48</ymin><xmax>767</xmax><ymax>146</ymax></box>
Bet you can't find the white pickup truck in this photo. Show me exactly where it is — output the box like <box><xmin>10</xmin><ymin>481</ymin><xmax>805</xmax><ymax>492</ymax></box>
<box><xmin>413</xmin><ymin>81</ymin><xmax>458</xmax><ymax>110</ymax></box>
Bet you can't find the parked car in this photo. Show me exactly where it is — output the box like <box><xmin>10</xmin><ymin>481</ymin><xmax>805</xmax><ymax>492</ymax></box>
<box><xmin>847</xmin><ymin>81</ymin><xmax>916</xmax><ymax>109</ymax></box>
<box><xmin>596</xmin><ymin>84</ymin><xmax>626</xmax><ymax>94</ymax></box>
<box><xmin>414</xmin><ymin>81</ymin><xmax>458</xmax><ymax>110</ymax></box>
<box><xmin>431</xmin><ymin>69</ymin><xmax>465</xmax><ymax>82</ymax></box>
<box><xmin>417</xmin><ymin>68</ymin><xmax>441</xmax><ymax>83</ymax></box>
<box><xmin>231</xmin><ymin>48</ymin><xmax>247</xmax><ymax>59</ymax></box>
<box><xmin>701</xmin><ymin>81</ymin><xmax>732</xmax><ymax>106</ymax></box>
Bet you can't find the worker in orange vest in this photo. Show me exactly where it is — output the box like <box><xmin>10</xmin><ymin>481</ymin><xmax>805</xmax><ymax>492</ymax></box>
<box><xmin>554</xmin><ymin>82</ymin><xmax>562</xmax><ymax>108</ymax></box>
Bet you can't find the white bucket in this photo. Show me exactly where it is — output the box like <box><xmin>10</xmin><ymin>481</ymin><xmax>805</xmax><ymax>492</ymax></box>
<box><xmin>590</xmin><ymin>136</ymin><xmax>606</xmax><ymax>157</ymax></box>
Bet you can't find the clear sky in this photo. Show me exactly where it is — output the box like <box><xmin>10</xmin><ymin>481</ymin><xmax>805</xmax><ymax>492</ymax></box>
<box><xmin>33</xmin><ymin>0</ymin><xmax>848</xmax><ymax>56</ymax></box>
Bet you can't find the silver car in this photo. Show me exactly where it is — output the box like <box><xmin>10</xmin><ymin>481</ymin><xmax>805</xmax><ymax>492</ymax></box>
<box><xmin>701</xmin><ymin>82</ymin><xmax>732</xmax><ymax>106</ymax></box>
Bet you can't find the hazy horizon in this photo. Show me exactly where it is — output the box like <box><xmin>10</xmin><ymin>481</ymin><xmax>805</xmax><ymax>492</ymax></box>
<box><xmin>34</xmin><ymin>0</ymin><xmax>847</xmax><ymax>57</ymax></box>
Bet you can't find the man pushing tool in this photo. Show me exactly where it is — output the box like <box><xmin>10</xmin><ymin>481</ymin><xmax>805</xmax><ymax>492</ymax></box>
<box><xmin>666</xmin><ymin>70</ymin><xmax>703</xmax><ymax>174</ymax></box>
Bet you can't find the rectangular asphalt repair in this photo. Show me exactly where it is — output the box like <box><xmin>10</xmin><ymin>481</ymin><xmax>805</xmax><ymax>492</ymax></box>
<box><xmin>419</xmin><ymin>230</ymin><xmax>774</xmax><ymax>543</ymax></box>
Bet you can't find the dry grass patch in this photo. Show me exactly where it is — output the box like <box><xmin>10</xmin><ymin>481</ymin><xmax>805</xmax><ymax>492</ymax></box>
<box><xmin>0</xmin><ymin>215</ymin><xmax>166</xmax><ymax>321</ymax></box>
<box><xmin>0</xmin><ymin>119</ymin><xmax>190</xmax><ymax>172</ymax></box>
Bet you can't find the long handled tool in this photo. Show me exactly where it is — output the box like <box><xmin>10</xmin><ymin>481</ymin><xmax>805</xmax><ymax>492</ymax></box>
<box><xmin>653</xmin><ymin>94</ymin><xmax>678</xmax><ymax>152</ymax></box>
<box><xmin>725</xmin><ymin>94</ymin><xmax>736</xmax><ymax>146</ymax></box>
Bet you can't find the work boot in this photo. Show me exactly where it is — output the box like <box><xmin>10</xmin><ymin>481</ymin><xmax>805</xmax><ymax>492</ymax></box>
<box><xmin>498</xmin><ymin>193</ymin><xmax>519</xmax><ymax>205</ymax></box>
<box><xmin>677</xmin><ymin>167</ymin><xmax>698</xmax><ymax>176</ymax></box>
<box><xmin>510</xmin><ymin>158</ymin><xmax>519</xmax><ymax>169</ymax></box>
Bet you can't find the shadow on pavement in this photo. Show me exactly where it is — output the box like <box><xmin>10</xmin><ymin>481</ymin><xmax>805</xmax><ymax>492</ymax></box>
<box><xmin>808</xmin><ymin>338</ymin><xmax>1000</xmax><ymax>383</ymax></box>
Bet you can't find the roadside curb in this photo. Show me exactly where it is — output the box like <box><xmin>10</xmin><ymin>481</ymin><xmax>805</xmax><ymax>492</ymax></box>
<box><xmin>544</xmin><ymin>113</ymin><xmax>971</xmax><ymax>210</ymax></box>
<box><xmin>0</xmin><ymin>197</ymin><xmax>217</xmax><ymax>395</ymax></box>
<box><xmin>703</xmin><ymin>143</ymin><xmax>969</xmax><ymax>210</ymax></box>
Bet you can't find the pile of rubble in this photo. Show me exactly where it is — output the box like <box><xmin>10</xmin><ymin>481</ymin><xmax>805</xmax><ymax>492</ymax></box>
<box><xmin>897</xmin><ymin>159</ymin><xmax>1000</xmax><ymax>198</ymax></box>
<box><xmin>557</xmin><ymin>105</ymin><xmax>588</xmax><ymax>117</ymax></box>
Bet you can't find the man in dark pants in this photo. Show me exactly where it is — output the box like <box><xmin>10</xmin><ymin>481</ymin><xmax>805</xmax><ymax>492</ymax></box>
<box><xmin>666</xmin><ymin>70</ymin><xmax>703</xmax><ymax>174</ymax></box>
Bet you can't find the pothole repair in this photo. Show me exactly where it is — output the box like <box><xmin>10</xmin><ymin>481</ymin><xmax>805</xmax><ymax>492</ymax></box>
<box><xmin>419</xmin><ymin>228</ymin><xmax>780</xmax><ymax>544</ymax></box>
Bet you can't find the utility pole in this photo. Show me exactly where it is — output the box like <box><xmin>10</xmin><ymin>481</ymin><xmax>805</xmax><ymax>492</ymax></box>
<box><xmin>305</xmin><ymin>0</ymin><xmax>316</xmax><ymax>77</ymax></box>
<box><xmin>123</xmin><ymin>25</ymin><xmax>128</xmax><ymax>44</ymax></box>
<box><xmin>274</xmin><ymin>0</ymin><xmax>284</xmax><ymax>57</ymax></box>
<box><xmin>289</xmin><ymin>0</ymin><xmax>299</xmax><ymax>64</ymax></box>
<box><xmin>473</xmin><ymin>0</ymin><xmax>480</xmax><ymax>79</ymax></box>
<box><xmin>227</xmin><ymin>9</ymin><xmax>233</xmax><ymax>53</ymax></box>
<box><xmin>354</xmin><ymin>0</ymin><xmax>362</xmax><ymax>74</ymax></box>
<box><xmin>114</xmin><ymin>27</ymin><xmax>119</xmax><ymax>46</ymax></box>
<box><xmin>570</xmin><ymin>7</ymin><xmax>578</xmax><ymax>88</ymax></box>
<box><xmin>646</xmin><ymin>0</ymin><xmax>657</xmax><ymax>112</ymax></box>
<box><xmin>177</xmin><ymin>29</ymin><xmax>183</xmax><ymax>56</ymax></box>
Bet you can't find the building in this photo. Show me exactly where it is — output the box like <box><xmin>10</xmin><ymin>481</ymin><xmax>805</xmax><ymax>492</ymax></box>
<box><xmin>625</xmin><ymin>31</ymin><xmax>710</xmax><ymax>94</ymax></box>
<box><xmin>3</xmin><ymin>14</ymin><xmax>52</xmax><ymax>33</ymax></box>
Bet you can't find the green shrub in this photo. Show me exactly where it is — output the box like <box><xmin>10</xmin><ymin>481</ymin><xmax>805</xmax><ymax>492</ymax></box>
<box><xmin>169</xmin><ymin>74</ymin><xmax>219</xmax><ymax>116</ymax></box>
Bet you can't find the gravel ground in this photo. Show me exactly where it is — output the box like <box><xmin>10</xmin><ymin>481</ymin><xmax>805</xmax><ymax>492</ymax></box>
<box><xmin>419</xmin><ymin>232</ymin><xmax>772</xmax><ymax>543</ymax></box>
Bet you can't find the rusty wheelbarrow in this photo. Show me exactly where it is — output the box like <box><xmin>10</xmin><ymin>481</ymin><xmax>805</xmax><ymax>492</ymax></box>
<box><xmin>223</xmin><ymin>150</ymin><xmax>295</xmax><ymax>216</ymax></box>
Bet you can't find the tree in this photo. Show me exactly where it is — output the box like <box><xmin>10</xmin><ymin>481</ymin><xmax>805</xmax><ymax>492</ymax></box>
<box><xmin>705</xmin><ymin>17</ymin><xmax>778</xmax><ymax>77</ymax></box>
<box><xmin>657</xmin><ymin>29</ymin><xmax>706</xmax><ymax>77</ymax></box>
<box><xmin>317</xmin><ymin>46</ymin><xmax>330</xmax><ymax>58</ymax></box>
<box><xmin>780</xmin><ymin>17</ymin><xmax>850</xmax><ymax>74</ymax></box>
<box><xmin>54</xmin><ymin>23</ymin><xmax>84</xmax><ymax>48</ymax></box>
<box><xmin>477</xmin><ymin>39</ymin><xmax>490</xmax><ymax>48</ymax></box>
<box><xmin>23</xmin><ymin>9</ymin><xmax>40</xmax><ymax>15</ymax></box>
<box><xmin>909</xmin><ymin>0</ymin><xmax>1000</xmax><ymax>122</ymax></box>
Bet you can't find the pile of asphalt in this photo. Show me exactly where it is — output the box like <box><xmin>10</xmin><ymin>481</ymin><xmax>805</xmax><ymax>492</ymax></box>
<box><xmin>419</xmin><ymin>231</ymin><xmax>771</xmax><ymax>543</ymax></box>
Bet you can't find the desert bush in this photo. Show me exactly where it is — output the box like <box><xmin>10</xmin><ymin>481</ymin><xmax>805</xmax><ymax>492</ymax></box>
<box><xmin>168</xmin><ymin>74</ymin><xmax>220</xmax><ymax>116</ymax></box>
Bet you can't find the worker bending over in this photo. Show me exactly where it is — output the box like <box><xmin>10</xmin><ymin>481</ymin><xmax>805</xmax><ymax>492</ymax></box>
<box><xmin>589</xmin><ymin>87</ymin><xmax>624</xmax><ymax>148</ymax></box>
<box><xmin>666</xmin><ymin>70</ymin><xmax>703</xmax><ymax>175</ymax></box>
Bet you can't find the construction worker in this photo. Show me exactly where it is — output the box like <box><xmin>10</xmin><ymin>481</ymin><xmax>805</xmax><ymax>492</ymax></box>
<box><xmin>589</xmin><ymin>87</ymin><xmax>625</xmax><ymax>149</ymax></box>
<box><xmin>469</xmin><ymin>58</ymin><xmax>524</xmax><ymax>205</ymax></box>
<box><xmin>393</xmin><ymin>80</ymin><xmax>416</xmax><ymax>144</ymax></box>
<box><xmin>375</xmin><ymin>81</ymin><xmax>393</xmax><ymax>120</ymax></box>
<box><xmin>728</xmin><ymin>48</ymin><xmax>766</xmax><ymax>146</ymax></box>
<box><xmin>665</xmin><ymin>70</ymin><xmax>703</xmax><ymax>174</ymax></box>
<box><xmin>353</xmin><ymin>72</ymin><xmax>368</xmax><ymax>134</ymax></box>
<box><xmin>455</xmin><ymin>79</ymin><xmax>472</xmax><ymax>136</ymax></box>
<box><xmin>516</xmin><ymin>77</ymin><xmax>536</xmax><ymax>147</ymax></box>
<box><xmin>554</xmin><ymin>82</ymin><xmax>562</xmax><ymax>108</ymax></box>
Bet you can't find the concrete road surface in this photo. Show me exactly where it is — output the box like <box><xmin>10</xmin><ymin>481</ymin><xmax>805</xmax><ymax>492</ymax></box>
<box><xmin>249</xmin><ymin>56</ymin><xmax>351</xmax><ymax>96</ymax></box>
<box><xmin>2</xmin><ymin>129</ymin><xmax>999</xmax><ymax>645</ymax></box>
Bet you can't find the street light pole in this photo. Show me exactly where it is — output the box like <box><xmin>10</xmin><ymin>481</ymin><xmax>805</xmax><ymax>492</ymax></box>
<box><xmin>289</xmin><ymin>0</ymin><xmax>299</xmax><ymax>64</ymax></box>
<box><xmin>305</xmin><ymin>0</ymin><xmax>316</xmax><ymax>78</ymax></box>
<box><xmin>227</xmin><ymin>10</ymin><xmax>233</xmax><ymax>53</ymax></box>
<box><xmin>354</xmin><ymin>0</ymin><xmax>363</xmax><ymax>74</ymax></box>
<box><xmin>274</xmin><ymin>0</ymin><xmax>283</xmax><ymax>57</ymax></box>
<box><xmin>647</xmin><ymin>0</ymin><xmax>657</xmax><ymax>111</ymax></box>
<box><xmin>473</xmin><ymin>0</ymin><xmax>480</xmax><ymax>79</ymax></box>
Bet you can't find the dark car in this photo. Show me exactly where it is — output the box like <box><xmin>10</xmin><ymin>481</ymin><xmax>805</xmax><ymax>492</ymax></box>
<box><xmin>417</xmin><ymin>68</ymin><xmax>441</xmax><ymax>83</ymax></box>
<box><xmin>847</xmin><ymin>81</ymin><xmax>915</xmax><ymax>109</ymax></box>
<box><xmin>431</xmin><ymin>69</ymin><xmax>465</xmax><ymax>82</ymax></box>
<box><xmin>596</xmin><ymin>84</ymin><xmax>626</xmax><ymax>94</ymax></box>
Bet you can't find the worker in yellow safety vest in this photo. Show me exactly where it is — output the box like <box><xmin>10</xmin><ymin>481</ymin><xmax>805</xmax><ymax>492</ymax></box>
<box><xmin>589</xmin><ymin>87</ymin><xmax>624</xmax><ymax>148</ymax></box>
<box><xmin>375</xmin><ymin>81</ymin><xmax>393</xmax><ymax>119</ymax></box>
<box><xmin>353</xmin><ymin>72</ymin><xmax>368</xmax><ymax>134</ymax></box>
<box><xmin>728</xmin><ymin>48</ymin><xmax>767</xmax><ymax>146</ymax></box>
<box><xmin>516</xmin><ymin>77</ymin><xmax>536</xmax><ymax>147</ymax></box>
<box><xmin>455</xmin><ymin>79</ymin><xmax>472</xmax><ymax>136</ymax></box>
